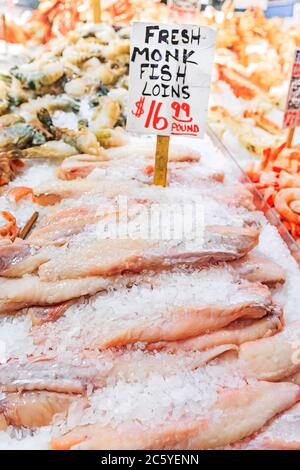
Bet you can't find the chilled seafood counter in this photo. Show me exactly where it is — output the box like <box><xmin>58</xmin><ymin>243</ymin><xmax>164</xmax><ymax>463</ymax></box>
<box><xmin>0</xmin><ymin>18</ymin><xmax>300</xmax><ymax>450</ymax></box>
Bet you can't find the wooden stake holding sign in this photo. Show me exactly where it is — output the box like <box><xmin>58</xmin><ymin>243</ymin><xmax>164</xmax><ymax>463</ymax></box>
<box><xmin>126</xmin><ymin>23</ymin><xmax>216</xmax><ymax>187</ymax></box>
<box><xmin>91</xmin><ymin>0</ymin><xmax>101</xmax><ymax>23</ymax></box>
<box><xmin>287</xmin><ymin>127</ymin><xmax>296</xmax><ymax>149</ymax></box>
<box><xmin>19</xmin><ymin>212</ymin><xmax>39</xmax><ymax>240</ymax></box>
<box><xmin>154</xmin><ymin>135</ymin><xmax>170</xmax><ymax>187</ymax></box>
<box><xmin>1</xmin><ymin>14</ymin><xmax>8</xmax><ymax>54</ymax></box>
<box><xmin>284</xmin><ymin>48</ymin><xmax>300</xmax><ymax>148</ymax></box>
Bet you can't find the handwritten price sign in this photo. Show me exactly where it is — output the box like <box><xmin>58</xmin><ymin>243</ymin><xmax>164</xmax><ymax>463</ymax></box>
<box><xmin>284</xmin><ymin>48</ymin><xmax>300</xmax><ymax>129</ymax></box>
<box><xmin>127</xmin><ymin>22</ymin><xmax>216</xmax><ymax>138</ymax></box>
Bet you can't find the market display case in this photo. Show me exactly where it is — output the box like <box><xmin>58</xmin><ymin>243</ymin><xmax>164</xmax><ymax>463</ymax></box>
<box><xmin>208</xmin><ymin>124</ymin><xmax>300</xmax><ymax>265</ymax></box>
<box><xmin>0</xmin><ymin>0</ymin><xmax>299</xmax><ymax>452</ymax></box>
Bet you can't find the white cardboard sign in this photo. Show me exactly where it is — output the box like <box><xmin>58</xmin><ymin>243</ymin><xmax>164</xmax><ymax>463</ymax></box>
<box><xmin>126</xmin><ymin>22</ymin><xmax>216</xmax><ymax>138</ymax></box>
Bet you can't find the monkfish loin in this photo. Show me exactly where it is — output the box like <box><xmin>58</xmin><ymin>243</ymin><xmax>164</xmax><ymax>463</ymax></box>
<box><xmin>0</xmin><ymin>239</ymin><xmax>37</xmax><ymax>276</ymax></box>
<box><xmin>233</xmin><ymin>402</ymin><xmax>300</xmax><ymax>450</ymax></box>
<box><xmin>236</xmin><ymin>321</ymin><xmax>300</xmax><ymax>382</ymax></box>
<box><xmin>231</xmin><ymin>253</ymin><xmax>286</xmax><ymax>286</ymax></box>
<box><xmin>147</xmin><ymin>311</ymin><xmax>283</xmax><ymax>353</ymax></box>
<box><xmin>0</xmin><ymin>348</ymin><xmax>235</xmax><ymax>394</ymax></box>
<box><xmin>50</xmin><ymin>381</ymin><xmax>300</xmax><ymax>450</ymax></box>
<box><xmin>37</xmin><ymin>225</ymin><xmax>259</xmax><ymax>282</ymax></box>
<box><xmin>0</xmin><ymin>275</ymin><xmax>113</xmax><ymax>315</ymax></box>
<box><xmin>30</xmin><ymin>271</ymin><xmax>275</xmax><ymax>351</ymax></box>
<box><xmin>0</xmin><ymin>391</ymin><xmax>82</xmax><ymax>429</ymax></box>
<box><xmin>0</xmin><ymin>359</ymin><xmax>109</xmax><ymax>394</ymax></box>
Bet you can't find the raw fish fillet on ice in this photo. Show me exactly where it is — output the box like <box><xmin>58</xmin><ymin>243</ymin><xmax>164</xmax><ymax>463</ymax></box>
<box><xmin>48</xmin><ymin>159</ymin><xmax>253</xmax><ymax>211</ymax></box>
<box><xmin>0</xmin><ymin>238</ymin><xmax>49</xmax><ymax>277</ymax></box>
<box><xmin>0</xmin><ymin>351</ymin><xmax>236</xmax><ymax>429</ymax></box>
<box><xmin>0</xmin><ymin>347</ymin><xmax>235</xmax><ymax>395</ymax></box>
<box><xmin>27</xmin><ymin>203</ymin><xmax>133</xmax><ymax>247</ymax></box>
<box><xmin>234</xmin><ymin>403</ymin><xmax>300</xmax><ymax>450</ymax></box>
<box><xmin>0</xmin><ymin>275</ymin><xmax>115</xmax><ymax>314</ymax></box>
<box><xmin>231</xmin><ymin>253</ymin><xmax>286</xmax><ymax>286</ymax></box>
<box><xmin>0</xmin><ymin>356</ymin><xmax>110</xmax><ymax>394</ymax></box>
<box><xmin>56</xmin><ymin>155</ymin><xmax>224</xmax><ymax>186</ymax></box>
<box><xmin>51</xmin><ymin>379</ymin><xmax>300</xmax><ymax>450</ymax></box>
<box><xmin>32</xmin><ymin>269</ymin><xmax>276</xmax><ymax>351</ymax></box>
<box><xmin>236</xmin><ymin>321</ymin><xmax>300</xmax><ymax>381</ymax></box>
<box><xmin>0</xmin><ymin>221</ymin><xmax>259</xmax><ymax>280</ymax></box>
<box><xmin>106</xmin><ymin>142</ymin><xmax>201</xmax><ymax>163</ymax></box>
<box><xmin>32</xmin><ymin>180</ymin><xmax>140</xmax><ymax>205</ymax></box>
<box><xmin>148</xmin><ymin>312</ymin><xmax>283</xmax><ymax>353</ymax></box>
<box><xmin>38</xmin><ymin>225</ymin><xmax>259</xmax><ymax>281</ymax></box>
<box><xmin>0</xmin><ymin>392</ymin><xmax>80</xmax><ymax>430</ymax></box>
<box><xmin>28</xmin><ymin>300</ymin><xmax>79</xmax><ymax>326</ymax></box>
<box><xmin>56</xmin><ymin>154</ymin><xmax>111</xmax><ymax>180</ymax></box>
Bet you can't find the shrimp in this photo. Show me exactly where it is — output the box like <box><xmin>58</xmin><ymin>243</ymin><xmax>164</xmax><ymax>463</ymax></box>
<box><xmin>0</xmin><ymin>211</ymin><xmax>18</xmax><ymax>240</ymax></box>
<box><xmin>274</xmin><ymin>188</ymin><xmax>300</xmax><ymax>225</ymax></box>
<box><xmin>6</xmin><ymin>186</ymin><xmax>33</xmax><ymax>204</ymax></box>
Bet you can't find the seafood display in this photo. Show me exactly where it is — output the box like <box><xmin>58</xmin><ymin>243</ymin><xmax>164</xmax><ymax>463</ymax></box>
<box><xmin>246</xmin><ymin>144</ymin><xmax>300</xmax><ymax>243</ymax></box>
<box><xmin>204</xmin><ymin>6</ymin><xmax>300</xmax><ymax>245</ymax></box>
<box><xmin>0</xmin><ymin>1</ymin><xmax>165</xmax><ymax>45</ymax></box>
<box><xmin>0</xmin><ymin>13</ymin><xmax>300</xmax><ymax>452</ymax></box>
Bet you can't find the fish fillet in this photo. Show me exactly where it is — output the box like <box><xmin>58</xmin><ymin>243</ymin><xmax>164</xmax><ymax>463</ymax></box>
<box><xmin>56</xmin><ymin>155</ymin><xmax>224</xmax><ymax>186</ymax></box>
<box><xmin>236</xmin><ymin>321</ymin><xmax>300</xmax><ymax>381</ymax></box>
<box><xmin>0</xmin><ymin>275</ymin><xmax>115</xmax><ymax>314</ymax></box>
<box><xmin>28</xmin><ymin>299</ymin><xmax>79</xmax><ymax>326</ymax></box>
<box><xmin>0</xmin><ymin>238</ymin><xmax>49</xmax><ymax>277</ymax></box>
<box><xmin>231</xmin><ymin>253</ymin><xmax>286</xmax><ymax>286</ymax></box>
<box><xmin>0</xmin><ymin>347</ymin><xmax>235</xmax><ymax>394</ymax></box>
<box><xmin>28</xmin><ymin>204</ymin><xmax>129</xmax><ymax>247</ymax></box>
<box><xmin>106</xmin><ymin>142</ymin><xmax>201</xmax><ymax>163</ymax></box>
<box><xmin>0</xmin><ymin>391</ymin><xmax>80</xmax><ymax>429</ymax></box>
<box><xmin>234</xmin><ymin>403</ymin><xmax>300</xmax><ymax>450</ymax></box>
<box><xmin>38</xmin><ymin>225</ymin><xmax>259</xmax><ymax>281</ymax></box>
<box><xmin>33</xmin><ymin>180</ymin><xmax>141</xmax><ymax>204</ymax></box>
<box><xmin>148</xmin><ymin>312</ymin><xmax>283</xmax><ymax>353</ymax></box>
<box><xmin>32</xmin><ymin>270</ymin><xmax>275</xmax><ymax>351</ymax></box>
<box><xmin>51</xmin><ymin>381</ymin><xmax>300</xmax><ymax>450</ymax></box>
